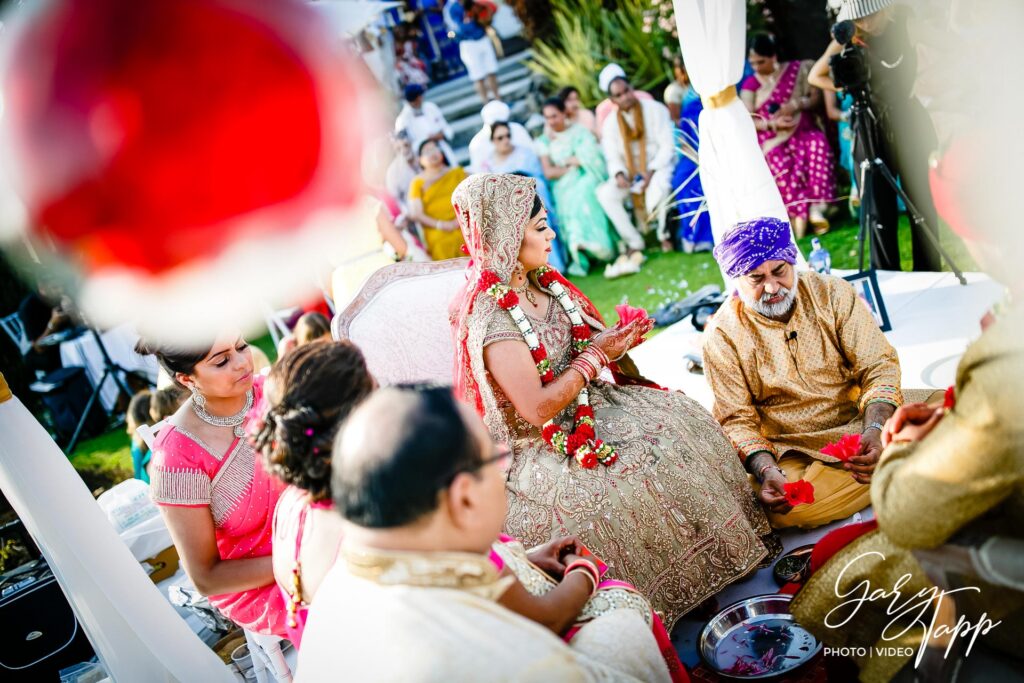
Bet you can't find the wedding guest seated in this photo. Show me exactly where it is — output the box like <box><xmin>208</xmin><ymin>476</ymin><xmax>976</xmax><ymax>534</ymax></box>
<box><xmin>555</xmin><ymin>86</ymin><xmax>597</xmax><ymax>137</ymax></box>
<box><xmin>253</xmin><ymin>340</ymin><xmax>375</xmax><ymax>648</ymax></box>
<box><xmin>127</xmin><ymin>389</ymin><xmax>154</xmax><ymax>483</ymax></box>
<box><xmin>407</xmin><ymin>140</ymin><xmax>468</xmax><ymax>260</ymax></box>
<box><xmin>593</xmin><ymin>63</ymin><xmax>654</xmax><ymax>136</ymax></box>
<box><xmin>703</xmin><ymin>218</ymin><xmax>926</xmax><ymax>529</ymax></box>
<box><xmin>790</xmin><ymin>132</ymin><xmax>1024</xmax><ymax>681</ymax></box>
<box><xmin>297</xmin><ymin>384</ymin><xmax>674</xmax><ymax>682</ymax></box>
<box><xmin>596</xmin><ymin>68</ymin><xmax>677</xmax><ymax>275</ymax></box>
<box><xmin>467</xmin><ymin>100</ymin><xmax>534</xmax><ymax>172</ymax></box>
<box><xmin>275</xmin><ymin>312</ymin><xmax>332</xmax><ymax>360</ymax></box>
<box><xmin>394</xmin><ymin>83</ymin><xmax>455</xmax><ymax>163</ymax></box>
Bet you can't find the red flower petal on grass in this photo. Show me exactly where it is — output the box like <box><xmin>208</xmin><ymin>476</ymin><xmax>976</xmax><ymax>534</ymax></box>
<box><xmin>615</xmin><ymin>304</ymin><xmax>649</xmax><ymax>327</ymax></box>
<box><xmin>783</xmin><ymin>480</ymin><xmax>815</xmax><ymax>506</ymax></box>
<box><xmin>943</xmin><ymin>385</ymin><xmax>956</xmax><ymax>410</ymax></box>
<box><xmin>820</xmin><ymin>433</ymin><xmax>861</xmax><ymax>462</ymax></box>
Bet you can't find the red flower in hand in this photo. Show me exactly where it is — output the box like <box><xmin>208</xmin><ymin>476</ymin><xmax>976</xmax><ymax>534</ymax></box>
<box><xmin>943</xmin><ymin>385</ymin><xmax>956</xmax><ymax>410</ymax></box>
<box><xmin>820</xmin><ymin>433</ymin><xmax>861</xmax><ymax>462</ymax></box>
<box><xmin>783</xmin><ymin>480</ymin><xmax>815</xmax><ymax>506</ymax></box>
<box><xmin>615</xmin><ymin>304</ymin><xmax>649</xmax><ymax>327</ymax></box>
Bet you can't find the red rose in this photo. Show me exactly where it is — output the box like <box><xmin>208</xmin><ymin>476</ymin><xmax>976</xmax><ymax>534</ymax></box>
<box><xmin>783</xmin><ymin>480</ymin><xmax>815</xmax><ymax>506</ymax></box>
<box><xmin>576</xmin><ymin>449</ymin><xmax>599</xmax><ymax>469</ymax></box>
<box><xmin>479</xmin><ymin>270</ymin><xmax>499</xmax><ymax>290</ymax></box>
<box><xmin>601</xmin><ymin>452</ymin><xmax>618</xmax><ymax>466</ymax></box>
<box><xmin>497</xmin><ymin>290</ymin><xmax>519</xmax><ymax>309</ymax></box>
<box><xmin>537</xmin><ymin>267</ymin><xmax>557</xmax><ymax>287</ymax></box>
<box><xmin>542</xmin><ymin>424</ymin><xmax>562</xmax><ymax>443</ymax></box>
<box><xmin>541</xmin><ymin>370</ymin><xmax>555</xmax><ymax>383</ymax></box>
<box><xmin>575</xmin><ymin>405</ymin><xmax>594</xmax><ymax>420</ymax></box>
<box><xmin>943</xmin><ymin>385</ymin><xmax>956</xmax><ymax>410</ymax></box>
<box><xmin>566</xmin><ymin>432</ymin><xmax>588</xmax><ymax>456</ymax></box>
<box><xmin>571</xmin><ymin>324</ymin><xmax>591</xmax><ymax>341</ymax></box>
<box><xmin>819</xmin><ymin>433</ymin><xmax>861</xmax><ymax>462</ymax></box>
<box><xmin>530</xmin><ymin>347</ymin><xmax>547</xmax><ymax>363</ymax></box>
<box><xmin>575</xmin><ymin>423</ymin><xmax>595</xmax><ymax>442</ymax></box>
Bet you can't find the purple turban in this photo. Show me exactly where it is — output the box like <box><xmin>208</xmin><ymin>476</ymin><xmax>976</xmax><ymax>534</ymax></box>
<box><xmin>713</xmin><ymin>217</ymin><xmax>798</xmax><ymax>278</ymax></box>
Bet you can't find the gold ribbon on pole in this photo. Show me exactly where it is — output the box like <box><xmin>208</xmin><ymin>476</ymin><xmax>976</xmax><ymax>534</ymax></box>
<box><xmin>701</xmin><ymin>85</ymin><xmax>738</xmax><ymax>110</ymax></box>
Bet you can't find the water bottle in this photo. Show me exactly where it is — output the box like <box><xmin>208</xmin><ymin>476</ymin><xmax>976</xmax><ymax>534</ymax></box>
<box><xmin>808</xmin><ymin>238</ymin><xmax>831</xmax><ymax>274</ymax></box>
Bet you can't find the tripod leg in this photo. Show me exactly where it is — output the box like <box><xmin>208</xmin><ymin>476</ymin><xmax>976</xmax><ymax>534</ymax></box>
<box><xmin>872</xmin><ymin>161</ymin><xmax>967</xmax><ymax>285</ymax></box>
<box><xmin>66</xmin><ymin>369</ymin><xmax>109</xmax><ymax>455</ymax></box>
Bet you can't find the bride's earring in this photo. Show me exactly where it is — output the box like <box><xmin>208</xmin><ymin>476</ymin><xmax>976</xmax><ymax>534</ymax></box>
<box><xmin>188</xmin><ymin>384</ymin><xmax>206</xmax><ymax>409</ymax></box>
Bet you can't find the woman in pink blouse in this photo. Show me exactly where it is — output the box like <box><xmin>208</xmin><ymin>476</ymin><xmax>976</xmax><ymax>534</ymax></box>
<box><xmin>137</xmin><ymin>333</ymin><xmax>287</xmax><ymax>637</ymax></box>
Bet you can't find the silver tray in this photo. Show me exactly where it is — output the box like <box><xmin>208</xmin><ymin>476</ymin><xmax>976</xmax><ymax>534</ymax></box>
<box><xmin>698</xmin><ymin>593</ymin><xmax>822</xmax><ymax>679</ymax></box>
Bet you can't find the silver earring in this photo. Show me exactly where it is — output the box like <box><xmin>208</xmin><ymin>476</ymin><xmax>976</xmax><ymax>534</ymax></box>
<box><xmin>189</xmin><ymin>384</ymin><xmax>206</xmax><ymax>409</ymax></box>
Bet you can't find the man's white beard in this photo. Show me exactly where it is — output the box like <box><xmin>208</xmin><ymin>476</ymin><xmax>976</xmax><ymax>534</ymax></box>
<box><xmin>740</xmin><ymin>270</ymin><xmax>798</xmax><ymax>319</ymax></box>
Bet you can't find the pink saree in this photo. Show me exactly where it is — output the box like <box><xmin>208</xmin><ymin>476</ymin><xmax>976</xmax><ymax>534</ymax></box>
<box><xmin>150</xmin><ymin>376</ymin><xmax>287</xmax><ymax>636</ymax></box>
<box><xmin>742</xmin><ymin>61</ymin><xmax>835</xmax><ymax>220</ymax></box>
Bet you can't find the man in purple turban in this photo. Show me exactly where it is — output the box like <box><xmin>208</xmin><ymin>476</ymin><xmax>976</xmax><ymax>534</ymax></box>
<box><xmin>702</xmin><ymin>217</ymin><xmax>924</xmax><ymax>530</ymax></box>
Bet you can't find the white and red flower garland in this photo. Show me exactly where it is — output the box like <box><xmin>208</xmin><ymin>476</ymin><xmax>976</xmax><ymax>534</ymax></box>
<box><xmin>480</xmin><ymin>266</ymin><xmax>617</xmax><ymax>469</ymax></box>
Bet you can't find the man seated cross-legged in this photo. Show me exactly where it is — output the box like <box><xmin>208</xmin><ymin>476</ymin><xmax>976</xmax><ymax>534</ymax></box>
<box><xmin>703</xmin><ymin>217</ymin><xmax>934</xmax><ymax>529</ymax></box>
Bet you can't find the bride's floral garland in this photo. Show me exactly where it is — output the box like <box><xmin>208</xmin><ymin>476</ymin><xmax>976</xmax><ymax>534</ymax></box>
<box><xmin>480</xmin><ymin>265</ymin><xmax>617</xmax><ymax>469</ymax></box>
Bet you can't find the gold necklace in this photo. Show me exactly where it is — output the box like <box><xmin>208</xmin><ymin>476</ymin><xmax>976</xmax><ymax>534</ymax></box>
<box><xmin>511</xmin><ymin>281</ymin><xmax>537</xmax><ymax>306</ymax></box>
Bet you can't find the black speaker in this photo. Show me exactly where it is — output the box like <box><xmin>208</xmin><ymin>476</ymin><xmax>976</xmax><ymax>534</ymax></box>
<box><xmin>0</xmin><ymin>560</ymin><xmax>95</xmax><ymax>681</ymax></box>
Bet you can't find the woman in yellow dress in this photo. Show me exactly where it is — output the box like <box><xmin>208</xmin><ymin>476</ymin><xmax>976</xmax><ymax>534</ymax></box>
<box><xmin>407</xmin><ymin>139</ymin><xmax>467</xmax><ymax>260</ymax></box>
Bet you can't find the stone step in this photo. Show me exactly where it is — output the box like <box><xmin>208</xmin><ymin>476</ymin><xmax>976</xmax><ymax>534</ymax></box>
<box><xmin>424</xmin><ymin>49</ymin><xmax>533</xmax><ymax>103</ymax></box>
<box><xmin>438</xmin><ymin>74</ymin><xmax>535</xmax><ymax>123</ymax></box>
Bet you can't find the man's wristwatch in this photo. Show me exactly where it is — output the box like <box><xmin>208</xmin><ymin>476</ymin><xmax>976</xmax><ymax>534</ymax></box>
<box><xmin>864</xmin><ymin>421</ymin><xmax>885</xmax><ymax>434</ymax></box>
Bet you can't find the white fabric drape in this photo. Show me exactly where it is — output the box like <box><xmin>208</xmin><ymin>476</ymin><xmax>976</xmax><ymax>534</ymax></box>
<box><xmin>0</xmin><ymin>386</ymin><xmax>233</xmax><ymax>682</ymax></box>
<box><xmin>673</xmin><ymin>0</ymin><xmax>799</xmax><ymax>263</ymax></box>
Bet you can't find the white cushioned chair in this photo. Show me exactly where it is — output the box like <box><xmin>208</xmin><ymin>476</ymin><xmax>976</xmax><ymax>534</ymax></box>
<box><xmin>332</xmin><ymin>258</ymin><xmax>469</xmax><ymax>386</ymax></box>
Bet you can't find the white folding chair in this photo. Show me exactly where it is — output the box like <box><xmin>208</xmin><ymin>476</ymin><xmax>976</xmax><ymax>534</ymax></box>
<box><xmin>332</xmin><ymin>258</ymin><xmax>469</xmax><ymax>386</ymax></box>
<box><xmin>135</xmin><ymin>419</ymin><xmax>170</xmax><ymax>450</ymax></box>
<box><xmin>1</xmin><ymin>312</ymin><xmax>31</xmax><ymax>355</ymax></box>
<box><xmin>263</xmin><ymin>305</ymin><xmax>301</xmax><ymax>348</ymax></box>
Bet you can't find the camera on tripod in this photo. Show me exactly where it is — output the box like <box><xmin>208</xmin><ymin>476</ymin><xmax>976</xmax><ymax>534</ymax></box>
<box><xmin>828</xmin><ymin>20</ymin><xmax>871</xmax><ymax>99</ymax></box>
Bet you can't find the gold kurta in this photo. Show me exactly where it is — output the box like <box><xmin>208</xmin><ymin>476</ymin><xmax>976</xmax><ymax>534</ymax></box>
<box><xmin>703</xmin><ymin>271</ymin><xmax>903</xmax><ymax>465</ymax></box>
<box><xmin>484</xmin><ymin>301</ymin><xmax>777</xmax><ymax>629</ymax></box>
<box><xmin>791</xmin><ymin>303</ymin><xmax>1024</xmax><ymax>682</ymax></box>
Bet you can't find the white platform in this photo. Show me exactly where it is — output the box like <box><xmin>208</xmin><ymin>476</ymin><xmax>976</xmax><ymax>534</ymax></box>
<box><xmin>625</xmin><ymin>270</ymin><xmax>1005</xmax><ymax>665</ymax></box>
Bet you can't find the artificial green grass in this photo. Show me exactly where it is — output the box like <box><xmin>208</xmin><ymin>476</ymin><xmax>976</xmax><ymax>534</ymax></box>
<box><xmin>566</xmin><ymin>216</ymin><xmax>975</xmax><ymax>323</ymax></box>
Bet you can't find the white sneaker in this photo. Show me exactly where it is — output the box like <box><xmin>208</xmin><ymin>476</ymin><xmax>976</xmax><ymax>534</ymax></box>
<box><xmin>603</xmin><ymin>254</ymin><xmax>630</xmax><ymax>279</ymax></box>
<box><xmin>628</xmin><ymin>251</ymin><xmax>646</xmax><ymax>268</ymax></box>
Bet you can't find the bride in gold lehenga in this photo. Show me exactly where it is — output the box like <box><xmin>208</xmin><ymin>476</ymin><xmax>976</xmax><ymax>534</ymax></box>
<box><xmin>449</xmin><ymin>173</ymin><xmax>778</xmax><ymax>628</ymax></box>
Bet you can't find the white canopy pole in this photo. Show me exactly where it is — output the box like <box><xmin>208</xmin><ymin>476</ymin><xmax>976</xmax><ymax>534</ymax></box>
<box><xmin>0</xmin><ymin>374</ymin><xmax>234</xmax><ymax>683</ymax></box>
<box><xmin>673</xmin><ymin>0</ymin><xmax>804</xmax><ymax>283</ymax></box>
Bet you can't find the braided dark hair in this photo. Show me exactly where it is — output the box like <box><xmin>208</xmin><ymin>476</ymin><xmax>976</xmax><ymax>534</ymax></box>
<box><xmin>253</xmin><ymin>340</ymin><xmax>374</xmax><ymax>501</ymax></box>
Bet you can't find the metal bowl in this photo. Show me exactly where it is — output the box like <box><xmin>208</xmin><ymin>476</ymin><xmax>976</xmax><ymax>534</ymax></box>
<box><xmin>698</xmin><ymin>593</ymin><xmax>822</xmax><ymax>679</ymax></box>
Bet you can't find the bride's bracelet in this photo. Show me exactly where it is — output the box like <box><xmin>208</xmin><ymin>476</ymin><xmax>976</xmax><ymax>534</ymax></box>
<box><xmin>564</xmin><ymin>560</ymin><xmax>599</xmax><ymax>596</ymax></box>
<box><xmin>569</xmin><ymin>346</ymin><xmax>609</xmax><ymax>383</ymax></box>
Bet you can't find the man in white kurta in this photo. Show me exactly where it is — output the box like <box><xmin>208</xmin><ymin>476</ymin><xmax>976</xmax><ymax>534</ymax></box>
<box><xmin>467</xmin><ymin>99</ymin><xmax>534</xmax><ymax>172</ymax></box>
<box><xmin>596</xmin><ymin>70</ymin><xmax>677</xmax><ymax>268</ymax></box>
<box><xmin>295</xmin><ymin>386</ymin><xmax>669</xmax><ymax>683</ymax></box>
<box><xmin>394</xmin><ymin>83</ymin><xmax>456</xmax><ymax>162</ymax></box>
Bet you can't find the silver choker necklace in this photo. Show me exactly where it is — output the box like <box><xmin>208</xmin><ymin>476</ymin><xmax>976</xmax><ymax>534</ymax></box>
<box><xmin>191</xmin><ymin>390</ymin><xmax>253</xmax><ymax>437</ymax></box>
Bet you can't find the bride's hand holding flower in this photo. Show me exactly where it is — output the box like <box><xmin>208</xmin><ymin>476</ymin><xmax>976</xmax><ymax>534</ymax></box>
<box><xmin>593</xmin><ymin>319</ymin><xmax>649</xmax><ymax>361</ymax></box>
